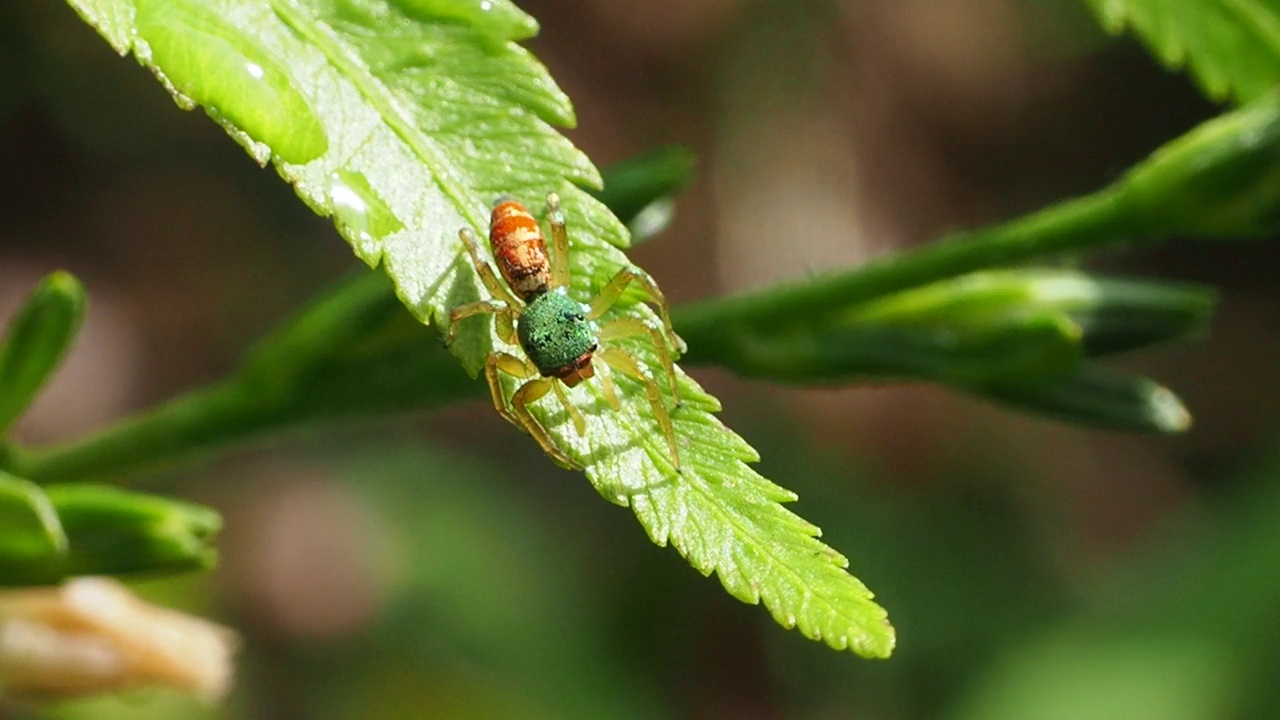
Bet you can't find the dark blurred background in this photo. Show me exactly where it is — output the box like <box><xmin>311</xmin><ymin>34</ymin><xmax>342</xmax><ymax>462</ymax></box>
<box><xmin>3</xmin><ymin>0</ymin><xmax>1280</xmax><ymax>718</ymax></box>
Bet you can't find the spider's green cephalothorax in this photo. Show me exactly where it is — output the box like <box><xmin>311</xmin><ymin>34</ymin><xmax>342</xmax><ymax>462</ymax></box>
<box><xmin>518</xmin><ymin>287</ymin><xmax>598</xmax><ymax>378</ymax></box>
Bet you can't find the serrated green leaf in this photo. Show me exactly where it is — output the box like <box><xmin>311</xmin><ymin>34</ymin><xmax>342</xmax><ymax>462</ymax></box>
<box><xmin>1084</xmin><ymin>0</ymin><xmax>1280</xmax><ymax>103</ymax></box>
<box><xmin>62</xmin><ymin>0</ymin><xmax>893</xmax><ymax>655</ymax></box>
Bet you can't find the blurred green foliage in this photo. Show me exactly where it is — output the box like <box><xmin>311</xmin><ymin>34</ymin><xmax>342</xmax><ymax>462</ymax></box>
<box><xmin>0</xmin><ymin>473</ymin><xmax>219</xmax><ymax>585</ymax></box>
<box><xmin>24</xmin><ymin>433</ymin><xmax>1280</xmax><ymax>719</ymax></box>
<box><xmin>1084</xmin><ymin>0</ymin><xmax>1280</xmax><ymax>102</ymax></box>
<box><xmin>2</xmin><ymin>0</ymin><xmax>1280</xmax><ymax>715</ymax></box>
<box><xmin>0</xmin><ymin>273</ymin><xmax>221</xmax><ymax>585</ymax></box>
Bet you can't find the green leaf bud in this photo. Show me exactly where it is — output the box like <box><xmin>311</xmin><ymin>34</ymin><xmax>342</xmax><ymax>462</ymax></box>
<box><xmin>0</xmin><ymin>272</ymin><xmax>87</xmax><ymax>435</ymax></box>
<box><xmin>725</xmin><ymin>313</ymin><xmax>1083</xmax><ymax>387</ymax></box>
<box><xmin>44</xmin><ymin>485</ymin><xmax>221</xmax><ymax>578</ymax></box>
<box><xmin>693</xmin><ymin>270</ymin><xmax>1212</xmax><ymax>388</ymax></box>
<box><xmin>981</xmin><ymin>367</ymin><xmax>1191</xmax><ymax>433</ymax></box>
<box><xmin>1123</xmin><ymin>88</ymin><xmax>1280</xmax><ymax>238</ymax></box>
<box><xmin>848</xmin><ymin>269</ymin><xmax>1215</xmax><ymax>359</ymax></box>
<box><xmin>0</xmin><ymin>471</ymin><xmax>67</xmax><ymax>586</ymax></box>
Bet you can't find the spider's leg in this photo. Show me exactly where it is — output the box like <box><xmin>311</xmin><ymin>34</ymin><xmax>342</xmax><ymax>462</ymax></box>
<box><xmin>494</xmin><ymin>306</ymin><xmax>518</xmax><ymax>346</ymax></box>
<box><xmin>599</xmin><ymin>346</ymin><xmax>681</xmax><ymax>473</ymax></box>
<box><xmin>446</xmin><ymin>300</ymin><xmax>511</xmax><ymax>346</ymax></box>
<box><xmin>459</xmin><ymin>228</ymin><xmax>523</xmax><ymax>308</ymax></box>
<box><xmin>551</xmin><ymin>380</ymin><xmax>586</xmax><ymax>436</ymax></box>
<box><xmin>595</xmin><ymin>358</ymin><xmax>620</xmax><ymax>411</ymax></box>
<box><xmin>586</xmin><ymin>266</ymin><xmax>685</xmax><ymax>355</ymax></box>
<box><xmin>546</xmin><ymin>192</ymin><xmax>571</xmax><ymax>290</ymax></box>
<box><xmin>599</xmin><ymin>317</ymin><xmax>680</xmax><ymax>405</ymax></box>
<box><xmin>511</xmin><ymin>376</ymin><xmax>583</xmax><ymax>470</ymax></box>
<box><xmin>486</xmin><ymin>351</ymin><xmax>536</xmax><ymax>428</ymax></box>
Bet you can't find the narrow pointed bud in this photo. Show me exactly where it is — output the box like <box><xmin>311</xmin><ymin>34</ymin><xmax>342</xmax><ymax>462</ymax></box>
<box><xmin>0</xmin><ymin>472</ymin><xmax>67</xmax><ymax>586</ymax></box>
<box><xmin>845</xmin><ymin>269</ymin><xmax>1214</xmax><ymax>359</ymax></box>
<box><xmin>706</xmin><ymin>270</ymin><xmax>1212</xmax><ymax>387</ymax></box>
<box><xmin>726</xmin><ymin>312</ymin><xmax>1083</xmax><ymax>387</ymax></box>
<box><xmin>982</xmin><ymin>367</ymin><xmax>1192</xmax><ymax>433</ymax></box>
<box><xmin>0</xmin><ymin>272</ymin><xmax>87</xmax><ymax>435</ymax></box>
<box><xmin>681</xmin><ymin>270</ymin><xmax>1202</xmax><ymax>433</ymax></box>
<box><xmin>46</xmin><ymin>485</ymin><xmax>221</xmax><ymax>578</ymax></box>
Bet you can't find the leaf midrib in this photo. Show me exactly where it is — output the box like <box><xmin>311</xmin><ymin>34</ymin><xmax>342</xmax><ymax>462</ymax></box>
<box><xmin>268</xmin><ymin>0</ymin><xmax>488</xmax><ymax>237</ymax></box>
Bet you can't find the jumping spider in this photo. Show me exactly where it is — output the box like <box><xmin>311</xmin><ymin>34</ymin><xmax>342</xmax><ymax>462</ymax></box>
<box><xmin>445</xmin><ymin>193</ymin><xmax>685</xmax><ymax>471</ymax></box>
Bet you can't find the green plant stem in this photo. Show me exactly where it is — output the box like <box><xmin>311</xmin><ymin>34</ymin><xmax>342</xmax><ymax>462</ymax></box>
<box><xmin>674</xmin><ymin>187</ymin><xmax>1137</xmax><ymax>357</ymax></box>
<box><xmin>3</xmin><ymin>336</ymin><xmax>478</xmax><ymax>484</ymax></box>
<box><xmin>6</xmin><ymin>380</ymin><xmax>276</xmax><ymax>484</ymax></box>
<box><xmin>0</xmin><ymin>185</ymin><xmax>1165</xmax><ymax>485</ymax></box>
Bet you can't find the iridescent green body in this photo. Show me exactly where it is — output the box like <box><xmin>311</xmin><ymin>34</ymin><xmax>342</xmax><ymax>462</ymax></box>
<box><xmin>517</xmin><ymin>287</ymin><xmax>598</xmax><ymax>380</ymax></box>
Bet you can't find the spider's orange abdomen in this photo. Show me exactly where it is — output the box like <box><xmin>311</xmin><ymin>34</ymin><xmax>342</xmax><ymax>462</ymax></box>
<box><xmin>489</xmin><ymin>199</ymin><xmax>551</xmax><ymax>302</ymax></box>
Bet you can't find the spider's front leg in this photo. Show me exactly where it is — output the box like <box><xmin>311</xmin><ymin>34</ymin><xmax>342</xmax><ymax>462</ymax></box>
<box><xmin>510</xmin><ymin>376</ymin><xmax>584</xmax><ymax>471</ymax></box>
<box><xmin>587</xmin><ymin>266</ymin><xmax>686</xmax><ymax>356</ymax></box>
<box><xmin>447</xmin><ymin>226</ymin><xmax>525</xmax><ymax>346</ymax></box>
<box><xmin>458</xmin><ymin>227</ymin><xmax>523</xmax><ymax>308</ymax></box>
<box><xmin>487</xmin><ymin>352</ymin><xmax>584</xmax><ymax>470</ymax></box>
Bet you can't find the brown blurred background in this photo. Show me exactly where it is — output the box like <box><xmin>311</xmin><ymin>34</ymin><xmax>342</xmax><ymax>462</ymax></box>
<box><xmin>3</xmin><ymin>0</ymin><xmax>1280</xmax><ymax>718</ymax></box>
